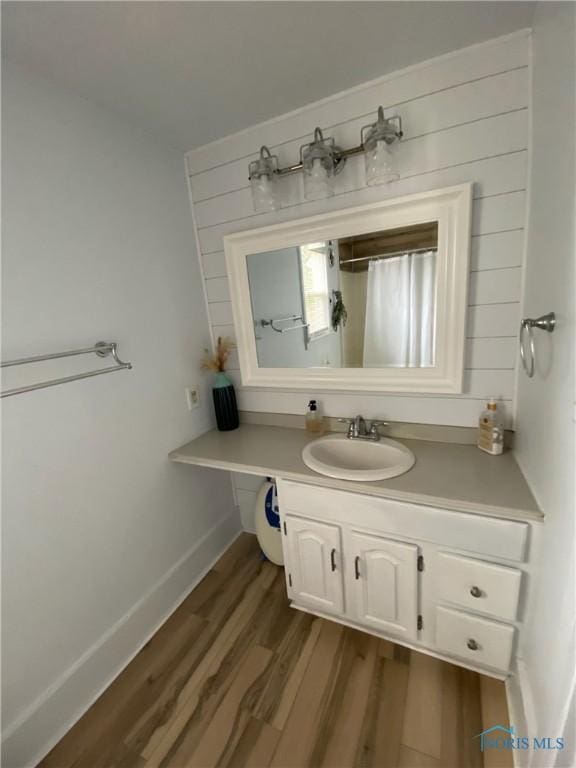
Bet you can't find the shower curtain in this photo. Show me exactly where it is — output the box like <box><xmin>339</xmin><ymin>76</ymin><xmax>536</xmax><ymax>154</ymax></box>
<box><xmin>363</xmin><ymin>251</ymin><xmax>436</xmax><ymax>368</ymax></box>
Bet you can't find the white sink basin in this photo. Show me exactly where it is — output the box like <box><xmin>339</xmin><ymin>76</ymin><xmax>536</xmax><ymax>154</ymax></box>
<box><xmin>302</xmin><ymin>434</ymin><xmax>415</xmax><ymax>481</ymax></box>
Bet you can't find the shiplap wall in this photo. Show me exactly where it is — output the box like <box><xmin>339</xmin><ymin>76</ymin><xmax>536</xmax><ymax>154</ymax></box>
<box><xmin>186</xmin><ymin>32</ymin><xmax>529</xmax><ymax>435</ymax></box>
<box><xmin>185</xmin><ymin>31</ymin><xmax>530</xmax><ymax>531</ymax></box>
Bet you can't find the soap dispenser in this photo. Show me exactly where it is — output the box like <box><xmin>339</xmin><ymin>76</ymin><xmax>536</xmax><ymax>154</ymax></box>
<box><xmin>305</xmin><ymin>400</ymin><xmax>324</xmax><ymax>434</ymax></box>
<box><xmin>478</xmin><ymin>398</ymin><xmax>504</xmax><ymax>455</ymax></box>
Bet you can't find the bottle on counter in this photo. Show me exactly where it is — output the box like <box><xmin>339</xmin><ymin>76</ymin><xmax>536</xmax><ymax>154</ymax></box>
<box><xmin>305</xmin><ymin>399</ymin><xmax>325</xmax><ymax>434</ymax></box>
<box><xmin>478</xmin><ymin>398</ymin><xmax>504</xmax><ymax>455</ymax></box>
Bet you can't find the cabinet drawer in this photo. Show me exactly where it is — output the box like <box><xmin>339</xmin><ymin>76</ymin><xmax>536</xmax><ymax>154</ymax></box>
<box><xmin>436</xmin><ymin>552</ymin><xmax>522</xmax><ymax>621</ymax></box>
<box><xmin>435</xmin><ymin>606</ymin><xmax>515</xmax><ymax>672</ymax></box>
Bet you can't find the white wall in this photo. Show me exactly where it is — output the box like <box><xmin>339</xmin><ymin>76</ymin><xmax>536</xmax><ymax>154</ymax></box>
<box><xmin>1</xmin><ymin>63</ymin><xmax>239</xmax><ymax>766</ymax></box>
<box><xmin>186</xmin><ymin>31</ymin><xmax>530</xmax><ymax>430</ymax></box>
<box><xmin>512</xmin><ymin>5</ymin><xmax>575</xmax><ymax>767</ymax></box>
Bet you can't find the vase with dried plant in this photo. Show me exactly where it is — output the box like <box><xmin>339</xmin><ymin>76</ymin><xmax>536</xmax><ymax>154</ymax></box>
<box><xmin>201</xmin><ymin>336</ymin><xmax>239</xmax><ymax>431</ymax></box>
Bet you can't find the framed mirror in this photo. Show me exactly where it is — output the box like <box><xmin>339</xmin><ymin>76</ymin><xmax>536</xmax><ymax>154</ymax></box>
<box><xmin>224</xmin><ymin>184</ymin><xmax>472</xmax><ymax>393</ymax></box>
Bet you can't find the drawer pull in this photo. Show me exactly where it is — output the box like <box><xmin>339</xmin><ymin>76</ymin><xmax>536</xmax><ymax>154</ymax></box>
<box><xmin>470</xmin><ymin>586</ymin><xmax>483</xmax><ymax>598</ymax></box>
<box><xmin>354</xmin><ymin>555</ymin><xmax>360</xmax><ymax>580</ymax></box>
<box><xmin>330</xmin><ymin>548</ymin><xmax>337</xmax><ymax>572</ymax></box>
<box><xmin>467</xmin><ymin>638</ymin><xmax>480</xmax><ymax>651</ymax></box>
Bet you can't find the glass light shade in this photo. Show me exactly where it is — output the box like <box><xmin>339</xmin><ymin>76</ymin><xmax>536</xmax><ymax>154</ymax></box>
<box><xmin>362</xmin><ymin>106</ymin><xmax>401</xmax><ymax>186</ymax></box>
<box><xmin>303</xmin><ymin>156</ymin><xmax>335</xmax><ymax>200</ymax></box>
<box><xmin>302</xmin><ymin>128</ymin><xmax>335</xmax><ymax>201</ymax></box>
<box><xmin>250</xmin><ymin>173</ymin><xmax>280</xmax><ymax>212</ymax></box>
<box><xmin>249</xmin><ymin>146</ymin><xmax>280</xmax><ymax>212</ymax></box>
<box><xmin>364</xmin><ymin>139</ymin><xmax>399</xmax><ymax>186</ymax></box>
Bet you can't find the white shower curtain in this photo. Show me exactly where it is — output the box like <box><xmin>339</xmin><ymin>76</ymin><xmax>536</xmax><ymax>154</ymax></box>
<box><xmin>363</xmin><ymin>251</ymin><xmax>436</xmax><ymax>368</ymax></box>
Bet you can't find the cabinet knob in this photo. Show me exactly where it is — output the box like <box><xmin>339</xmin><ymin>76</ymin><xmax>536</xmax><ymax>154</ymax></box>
<box><xmin>467</xmin><ymin>638</ymin><xmax>479</xmax><ymax>651</ymax></box>
<box><xmin>470</xmin><ymin>586</ymin><xmax>482</xmax><ymax>598</ymax></box>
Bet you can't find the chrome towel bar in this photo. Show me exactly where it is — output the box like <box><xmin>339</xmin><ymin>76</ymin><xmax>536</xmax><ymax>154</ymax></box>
<box><xmin>1</xmin><ymin>341</ymin><xmax>132</xmax><ymax>398</ymax></box>
<box><xmin>519</xmin><ymin>312</ymin><xmax>555</xmax><ymax>378</ymax></box>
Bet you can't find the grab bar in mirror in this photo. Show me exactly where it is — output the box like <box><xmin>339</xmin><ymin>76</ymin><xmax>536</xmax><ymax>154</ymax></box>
<box><xmin>259</xmin><ymin>315</ymin><xmax>309</xmax><ymax>334</ymax></box>
<box><xmin>1</xmin><ymin>341</ymin><xmax>132</xmax><ymax>398</ymax></box>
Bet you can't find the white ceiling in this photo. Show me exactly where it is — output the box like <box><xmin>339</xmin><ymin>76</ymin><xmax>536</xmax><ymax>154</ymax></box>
<box><xmin>2</xmin><ymin>1</ymin><xmax>535</xmax><ymax>151</ymax></box>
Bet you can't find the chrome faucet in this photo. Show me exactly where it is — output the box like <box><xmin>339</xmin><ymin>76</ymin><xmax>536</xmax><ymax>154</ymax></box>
<box><xmin>338</xmin><ymin>415</ymin><xmax>390</xmax><ymax>441</ymax></box>
<box><xmin>352</xmin><ymin>414</ymin><xmax>366</xmax><ymax>438</ymax></box>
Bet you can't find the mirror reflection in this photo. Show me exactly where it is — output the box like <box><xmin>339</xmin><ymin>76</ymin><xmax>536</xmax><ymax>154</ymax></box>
<box><xmin>247</xmin><ymin>221</ymin><xmax>438</xmax><ymax>369</ymax></box>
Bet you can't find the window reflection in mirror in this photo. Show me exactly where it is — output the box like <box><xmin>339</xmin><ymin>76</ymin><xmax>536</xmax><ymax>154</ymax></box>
<box><xmin>247</xmin><ymin>221</ymin><xmax>438</xmax><ymax>370</ymax></box>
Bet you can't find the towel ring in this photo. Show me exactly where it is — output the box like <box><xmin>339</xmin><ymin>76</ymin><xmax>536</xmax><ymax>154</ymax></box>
<box><xmin>519</xmin><ymin>312</ymin><xmax>555</xmax><ymax>378</ymax></box>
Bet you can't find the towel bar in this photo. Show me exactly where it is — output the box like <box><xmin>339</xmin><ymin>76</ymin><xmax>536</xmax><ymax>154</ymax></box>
<box><xmin>1</xmin><ymin>341</ymin><xmax>132</xmax><ymax>398</ymax></box>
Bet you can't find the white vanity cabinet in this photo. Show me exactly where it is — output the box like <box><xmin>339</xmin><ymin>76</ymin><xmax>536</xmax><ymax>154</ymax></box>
<box><xmin>278</xmin><ymin>478</ymin><xmax>530</xmax><ymax>679</ymax></box>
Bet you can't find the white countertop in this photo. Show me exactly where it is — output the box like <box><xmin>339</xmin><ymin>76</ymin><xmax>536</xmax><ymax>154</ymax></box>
<box><xmin>169</xmin><ymin>424</ymin><xmax>542</xmax><ymax>522</ymax></box>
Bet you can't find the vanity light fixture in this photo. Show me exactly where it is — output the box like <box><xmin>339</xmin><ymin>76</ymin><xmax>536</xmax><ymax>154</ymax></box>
<box><xmin>247</xmin><ymin>106</ymin><xmax>403</xmax><ymax>209</ymax></box>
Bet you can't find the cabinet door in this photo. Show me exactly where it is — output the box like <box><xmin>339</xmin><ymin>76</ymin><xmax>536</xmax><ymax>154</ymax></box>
<box><xmin>350</xmin><ymin>531</ymin><xmax>418</xmax><ymax>639</ymax></box>
<box><xmin>284</xmin><ymin>515</ymin><xmax>344</xmax><ymax>614</ymax></box>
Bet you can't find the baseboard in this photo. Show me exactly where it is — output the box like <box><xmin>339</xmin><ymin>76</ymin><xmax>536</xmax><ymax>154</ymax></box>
<box><xmin>506</xmin><ymin>656</ymin><xmax>537</xmax><ymax>768</ymax></box>
<box><xmin>1</xmin><ymin>511</ymin><xmax>242</xmax><ymax>768</ymax></box>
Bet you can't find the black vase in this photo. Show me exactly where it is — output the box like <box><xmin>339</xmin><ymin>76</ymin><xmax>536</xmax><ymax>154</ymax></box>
<box><xmin>212</xmin><ymin>372</ymin><xmax>239</xmax><ymax>431</ymax></box>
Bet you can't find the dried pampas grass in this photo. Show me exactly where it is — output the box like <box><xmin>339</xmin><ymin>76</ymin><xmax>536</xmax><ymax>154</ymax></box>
<box><xmin>200</xmin><ymin>336</ymin><xmax>235</xmax><ymax>373</ymax></box>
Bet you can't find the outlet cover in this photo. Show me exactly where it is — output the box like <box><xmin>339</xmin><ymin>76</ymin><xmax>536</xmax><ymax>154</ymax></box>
<box><xmin>186</xmin><ymin>386</ymin><xmax>200</xmax><ymax>411</ymax></box>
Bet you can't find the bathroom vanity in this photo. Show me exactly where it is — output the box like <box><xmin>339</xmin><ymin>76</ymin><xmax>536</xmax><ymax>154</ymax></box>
<box><xmin>170</xmin><ymin>423</ymin><xmax>542</xmax><ymax>680</ymax></box>
<box><xmin>171</xmin><ymin>180</ymin><xmax>542</xmax><ymax>680</ymax></box>
<box><xmin>278</xmin><ymin>478</ymin><xmax>526</xmax><ymax>677</ymax></box>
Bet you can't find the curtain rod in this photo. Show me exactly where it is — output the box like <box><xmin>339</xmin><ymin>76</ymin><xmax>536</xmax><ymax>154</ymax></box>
<box><xmin>341</xmin><ymin>246</ymin><xmax>437</xmax><ymax>265</ymax></box>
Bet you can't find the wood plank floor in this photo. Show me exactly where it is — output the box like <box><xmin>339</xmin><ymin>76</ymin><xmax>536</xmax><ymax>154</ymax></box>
<box><xmin>41</xmin><ymin>534</ymin><xmax>513</xmax><ymax>768</ymax></box>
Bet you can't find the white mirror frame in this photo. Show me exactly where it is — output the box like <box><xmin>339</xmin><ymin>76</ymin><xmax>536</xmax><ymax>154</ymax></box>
<box><xmin>224</xmin><ymin>183</ymin><xmax>472</xmax><ymax>393</ymax></box>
